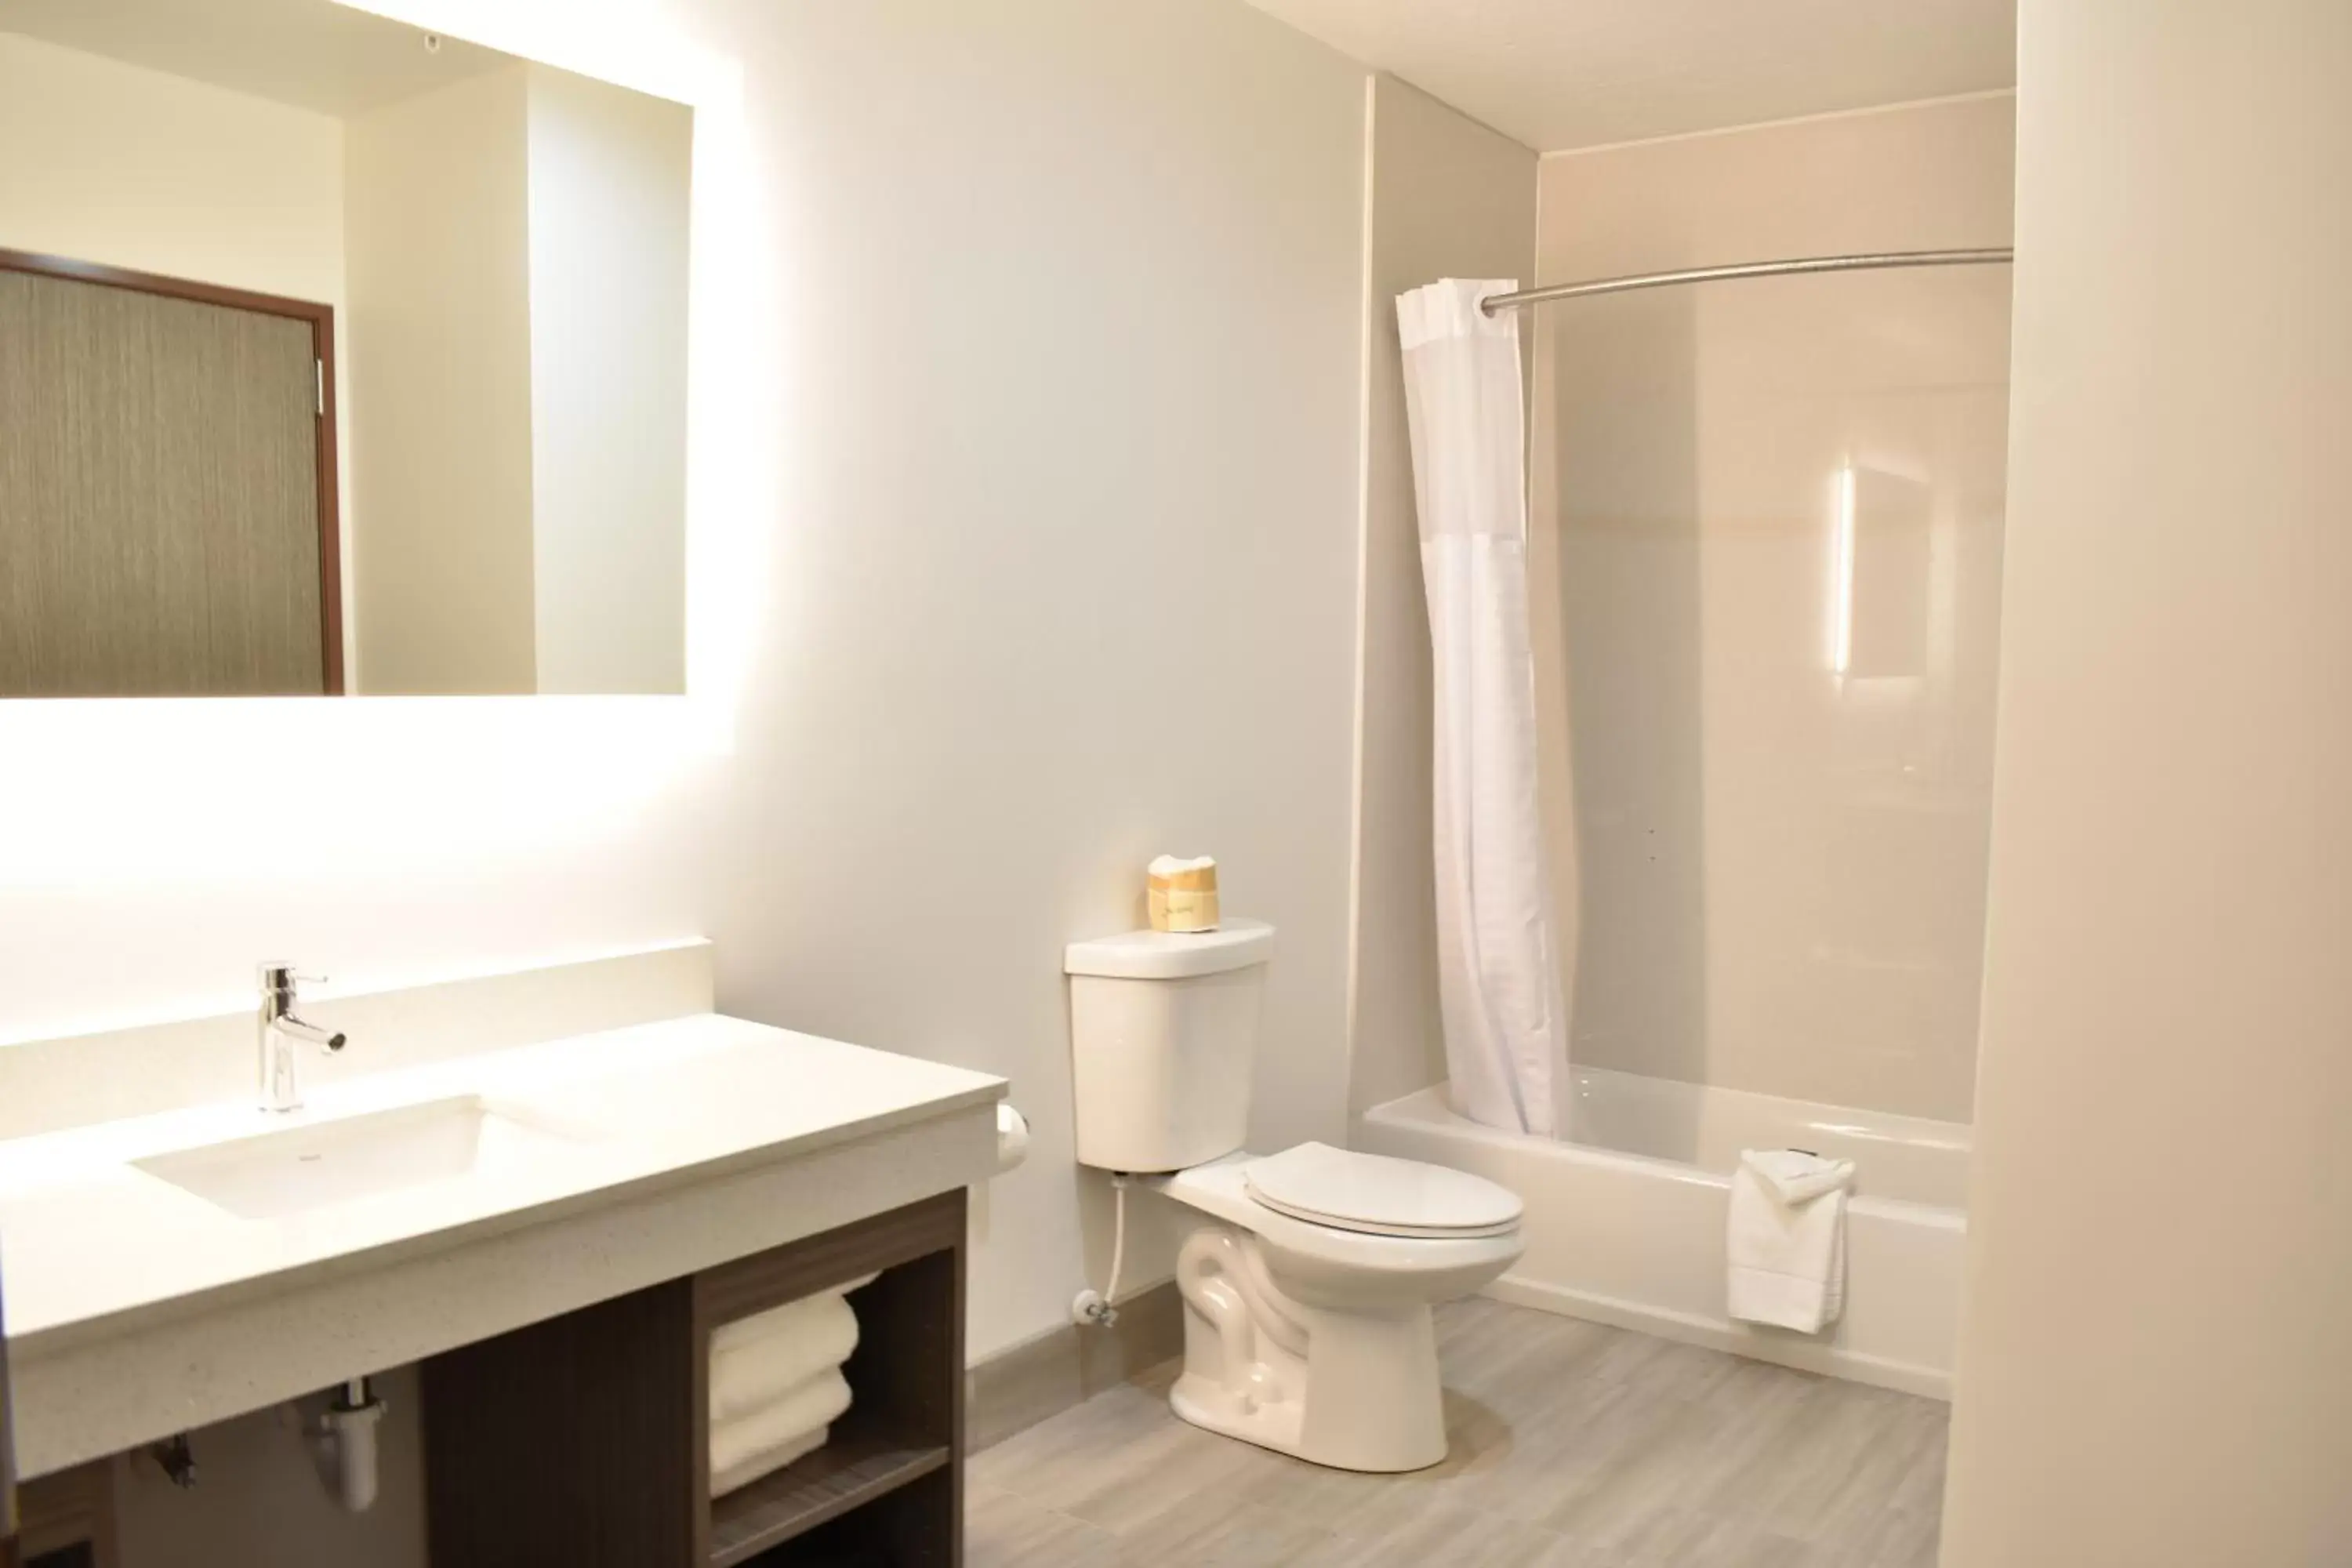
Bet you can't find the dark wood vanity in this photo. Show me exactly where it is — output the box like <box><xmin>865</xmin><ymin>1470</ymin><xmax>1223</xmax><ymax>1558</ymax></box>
<box><xmin>0</xmin><ymin>1286</ymin><xmax>103</xmax><ymax>1568</ymax></box>
<box><xmin>8</xmin><ymin>1465</ymin><xmax>114</xmax><ymax>1568</ymax></box>
<box><xmin>4</xmin><ymin>1192</ymin><xmax>967</xmax><ymax>1568</ymax></box>
<box><xmin>423</xmin><ymin>1189</ymin><xmax>966</xmax><ymax>1567</ymax></box>
<box><xmin>2</xmin><ymin>1269</ymin><xmax>13</xmax><ymax>1568</ymax></box>
<box><xmin>7</xmin><ymin>1275</ymin><xmax>115</xmax><ymax>1568</ymax></box>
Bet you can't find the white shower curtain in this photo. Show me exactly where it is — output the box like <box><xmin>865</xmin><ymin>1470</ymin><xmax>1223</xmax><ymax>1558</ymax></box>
<box><xmin>1395</xmin><ymin>280</ymin><xmax>1570</xmax><ymax>1137</ymax></box>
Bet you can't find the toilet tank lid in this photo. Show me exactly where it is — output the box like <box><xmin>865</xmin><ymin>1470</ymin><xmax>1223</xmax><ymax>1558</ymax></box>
<box><xmin>1065</xmin><ymin>919</ymin><xmax>1275</xmax><ymax>979</ymax></box>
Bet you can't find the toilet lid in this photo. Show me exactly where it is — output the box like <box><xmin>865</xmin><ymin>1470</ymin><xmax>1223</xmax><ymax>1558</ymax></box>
<box><xmin>1243</xmin><ymin>1143</ymin><xmax>1523</xmax><ymax>1239</ymax></box>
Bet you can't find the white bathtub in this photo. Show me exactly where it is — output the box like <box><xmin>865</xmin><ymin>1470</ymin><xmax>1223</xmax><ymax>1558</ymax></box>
<box><xmin>1361</xmin><ymin>1067</ymin><xmax>1969</xmax><ymax>1399</ymax></box>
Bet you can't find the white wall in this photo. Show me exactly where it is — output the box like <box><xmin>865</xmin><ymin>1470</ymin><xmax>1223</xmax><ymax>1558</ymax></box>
<box><xmin>344</xmin><ymin>65</ymin><xmax>542</xmax><ymax>695</ymax></box>
<box><xmin>702</xmin><ymin>0</ymin><xmax>1369</xmax><ymax>1359</ymax></box>
<box><xmin>1940</xmin><ymin>2</ymin><xmax>2352</xmax><ymax>1562</ymax></box>
<box><xmin>1348</xmin><ymin>77</ymin><xmax>1536</xmax><ymax>1121</ymax></box>
<box><xmin>524</xmin><ymin>64</ymin><xmax>693</xmax><ymax>695</ymax></box>
<box><xmin>1530</xmin><ymin>96</ymin><xmax>2013</xmax><ymax>1122</ymax></box>
<box><xmin>0</xmin><ymin>31</ymin><xmax>360</xmax><ymax>682</ymax></box>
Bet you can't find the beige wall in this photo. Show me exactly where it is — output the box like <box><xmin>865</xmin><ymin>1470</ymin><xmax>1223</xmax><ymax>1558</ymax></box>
<box><xmin>0</xmin><ymin>31</ymin><xmax>358</xmax><ymax>683</ymax></box>
<box><xmin>347</xmin><ymin>61</ymin><xmax>690</xmax><ymax>696</ymax></box>
<box><xmin>1348</xmin><ymin>76</ymin><xmax>1537</xmax><ymax>1120</ymax></box>
<box><xmin>344</xmin><ymin>66</ymin><xmax>541</xmax><ymax>695</ymax></box>
<box><xmin>1941</xmin><ymin>2</ymin><xmax>2352</xmax><ymax>1563</ymax></box>
<box><xmin>0</xmin><ymin>32</ymin><xmax>343</xmax><ymax>304</ymax></box>
<box><xmin>524</xmin><ymin>65</ymin><xmax>692</xmax><ymax>695</ymax></box>
<box><xmin>1530</xmin><ymin>96</ymin><xmax>2013</xmax><ymax>1121</ymax></box>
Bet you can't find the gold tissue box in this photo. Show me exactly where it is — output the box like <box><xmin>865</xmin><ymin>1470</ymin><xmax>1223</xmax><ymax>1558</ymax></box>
<box><xmin>1148</xmin><ymin>858</ymin><xmax>1220</xmax><ymax>933</ymax></box>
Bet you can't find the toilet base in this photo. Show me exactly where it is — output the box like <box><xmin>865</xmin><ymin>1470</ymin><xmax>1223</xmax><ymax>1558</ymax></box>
<box><xmin>1167</xmin><ymin>1222</ymin><xmax>1449</xmax><ymax>1473</ymax></box>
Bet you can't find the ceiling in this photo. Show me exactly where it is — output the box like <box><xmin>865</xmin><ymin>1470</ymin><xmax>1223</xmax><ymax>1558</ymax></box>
<box><xmin>0</xmin><ymin>0</ymin><xmax>511</xmax><ymax>118</ymax></box>
<box><xmin>1242</xmin><ymin>0</ymin><xmax>2016</xmax><ymax>152</ymax></box>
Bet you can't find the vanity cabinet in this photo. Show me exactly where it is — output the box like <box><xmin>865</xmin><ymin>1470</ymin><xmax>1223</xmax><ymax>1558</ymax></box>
<box><xmin>0</xmin><ymin>1300</ymin><xmax>105</xmax><ymax>1568</ymax></box>
<box><xmin>423</xmin><ymin>1189</ymin><xmax>964</xmax><ymax>1568</ymax></box>
<box><xmin>8</xmin><ymin>1464</ymin><xmax>117</xmax><ymax>1568</ymax></box>
<box><xmin>2</xmin><ymin>1269</ymin><xmax>13</xmax><ymax>1568</ymax></box>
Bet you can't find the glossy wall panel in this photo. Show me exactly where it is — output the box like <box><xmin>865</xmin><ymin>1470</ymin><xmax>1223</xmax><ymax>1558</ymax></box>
<box><xmin>1530</xmin><ymin>96</ymin><xmax>2014</xmax><ymax>1121</ymax></box>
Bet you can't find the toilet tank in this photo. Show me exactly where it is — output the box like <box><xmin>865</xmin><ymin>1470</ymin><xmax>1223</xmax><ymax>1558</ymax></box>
<box><xmin>1064</xmin><ymin>920</ymin><xmax>1274</xmax><ymax>1173</ymax></box>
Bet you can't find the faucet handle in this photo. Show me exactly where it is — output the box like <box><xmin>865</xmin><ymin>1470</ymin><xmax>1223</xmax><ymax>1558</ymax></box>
<box><xmin>256</xmin><ymin>963</ymin><xmax>328</xmax><ymax>992</ymax></box>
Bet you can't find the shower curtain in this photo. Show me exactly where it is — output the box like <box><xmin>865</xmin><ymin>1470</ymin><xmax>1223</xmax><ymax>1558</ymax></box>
<box><xmin>1395</xmin><ymin>280</ymin><xmax>1570</xmax><ymax>1137</ymax></box>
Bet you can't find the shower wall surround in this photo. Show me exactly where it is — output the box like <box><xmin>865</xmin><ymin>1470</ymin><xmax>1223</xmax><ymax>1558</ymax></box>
<box><xmin>1530</xmin><ymin>94</ymin><xmax>2016</xmax><ymax>1121</ymax></box>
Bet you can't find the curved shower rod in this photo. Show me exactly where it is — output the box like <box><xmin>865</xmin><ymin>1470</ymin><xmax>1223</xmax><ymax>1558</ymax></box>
<box><xmin>1477</xmin><ymin>247</ymin><xmax>2014</xmax><ymax>315</ymax></box>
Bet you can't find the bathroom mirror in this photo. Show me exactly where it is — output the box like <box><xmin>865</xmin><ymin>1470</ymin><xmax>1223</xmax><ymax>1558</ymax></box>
<box><xmin>0</xmin><ymin>0</ymin><xmax>692</xmax><ymax>696</ymax></box>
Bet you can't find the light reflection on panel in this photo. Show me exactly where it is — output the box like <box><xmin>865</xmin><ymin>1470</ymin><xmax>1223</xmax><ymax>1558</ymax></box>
<box><xmin>1835</xmin><ymin>464</ymin><xmax>1935</xmax><ymax>683</ymax></box>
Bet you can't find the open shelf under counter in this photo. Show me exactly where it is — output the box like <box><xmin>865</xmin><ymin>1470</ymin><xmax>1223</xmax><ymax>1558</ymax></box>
<box><xmin>424</xmin><ymin>1188</ymin><xmax>967</xmax><ymax>1568</ymax></box>
<box><xmin>710</xmin><ymin>1432</ymin><xmax>949</xmax><ymax>1567</ymax></box>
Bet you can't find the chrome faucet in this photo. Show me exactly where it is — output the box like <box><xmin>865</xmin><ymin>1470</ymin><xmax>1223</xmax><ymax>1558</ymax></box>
<box><xmin>258</xmin><ymin>963</ymin><xmax>347</xmax><ymax>1112</ymax></box>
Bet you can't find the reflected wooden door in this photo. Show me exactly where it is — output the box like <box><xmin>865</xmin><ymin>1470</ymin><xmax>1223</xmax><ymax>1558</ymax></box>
<box><xmin>0</xmin><ymin>252</ymin><xmax>341</xmax><ymax>696</ymax></box>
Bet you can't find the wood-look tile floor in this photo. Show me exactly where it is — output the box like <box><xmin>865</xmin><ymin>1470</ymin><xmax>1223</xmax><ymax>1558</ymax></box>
<box><xmin>969</xmin><ymin>1296</ymin><xmax>1946</xmax><ymax>1566</ymax></box>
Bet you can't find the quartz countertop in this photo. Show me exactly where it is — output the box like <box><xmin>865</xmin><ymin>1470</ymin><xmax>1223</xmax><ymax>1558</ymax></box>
<box><xmin>0</xmin><ymin>1013</ymin><xmax>1005</xmax><ymax>1352</ymax></box>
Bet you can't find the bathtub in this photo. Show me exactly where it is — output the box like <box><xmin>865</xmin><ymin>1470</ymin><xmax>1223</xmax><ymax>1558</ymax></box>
<box><xmin>1360</xmin><ymin>1066</ymin><xmax>1969</xmax><ymax>1399</ymax></box>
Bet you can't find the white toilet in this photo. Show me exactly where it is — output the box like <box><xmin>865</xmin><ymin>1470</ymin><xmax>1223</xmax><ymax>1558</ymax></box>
<box><xmin>1065</xmin><ymin>919</ymin><xmax>1524</xmax><ymax>1473</ymax></box>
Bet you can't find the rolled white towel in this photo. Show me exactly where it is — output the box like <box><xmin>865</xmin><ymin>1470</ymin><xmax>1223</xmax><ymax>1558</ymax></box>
<box><xmin>709</xmin><ymin>1367</ymin><xmax>854</xmax><ymax>1497</ymax></box>
<box><xmin>1726</xmin><ymin>1148</ymin><xmax>1857</xmax><ymax>1334</ymax></box>
<box><xmin>710</xmin><ymin>1285</ymin><xmax>867</xmax><ymax>1426</ymax></box>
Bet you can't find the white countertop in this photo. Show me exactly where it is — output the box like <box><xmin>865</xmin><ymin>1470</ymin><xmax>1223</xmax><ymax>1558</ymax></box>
<box><xmin>0</xmin><ymin>1012</ymin><xmax>1005</xmax><ymax>1353</ymax></box>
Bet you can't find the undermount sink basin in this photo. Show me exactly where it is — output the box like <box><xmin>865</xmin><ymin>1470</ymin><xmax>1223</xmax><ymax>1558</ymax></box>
<box><xmin>133</xmin><ymin>1095</ymin><xmax>588</xmax><ymax>1221</ymax></box>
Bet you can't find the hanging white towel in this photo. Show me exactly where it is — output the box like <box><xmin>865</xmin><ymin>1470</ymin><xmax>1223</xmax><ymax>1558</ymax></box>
<box><xmin>709</xmin><ymin>1367</ymin><xmax>855</xmax><ymax>1497</ymax></box>
<box><xmin>710</xmin><ymin>1285</ymin><xmax>866</xmax><ymax>1425</ymax></box>
<box><xmin>1726</xmin><ymin>1148</ymin><xmax>1857</xmax><ymax>1334</ymax></box>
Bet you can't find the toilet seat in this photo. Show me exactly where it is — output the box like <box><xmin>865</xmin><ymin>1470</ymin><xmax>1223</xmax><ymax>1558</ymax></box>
<box><xmin>1243</xmin><ymin>1142</ymin><xmax>1522</xmax><ymax>1240</ymax></box>
<box><xmin>1149</xmin><ymin>1154</ymin><xmax>1525</xmax><ymax>1277</ymax></box>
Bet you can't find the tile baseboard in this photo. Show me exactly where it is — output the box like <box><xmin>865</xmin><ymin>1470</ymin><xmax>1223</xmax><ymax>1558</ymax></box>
<box><xmin>966</xmin><ymin>1280</ymin><xmax>1182</xmax><ymax>1453</ymax></box>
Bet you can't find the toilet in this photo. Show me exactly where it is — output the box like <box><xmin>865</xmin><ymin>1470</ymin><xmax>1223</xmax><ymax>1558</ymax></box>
<box><xmin>1065</xmin><ymin>919</ymin><xmax>1524</xmax><ymax>1473</ymax></box>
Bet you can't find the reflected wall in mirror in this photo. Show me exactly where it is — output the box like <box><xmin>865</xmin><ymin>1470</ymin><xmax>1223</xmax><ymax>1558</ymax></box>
<box><xmin>0</xmin><ymin>0</ymin><xmax>692</xmax><ymax>696</ymax></box>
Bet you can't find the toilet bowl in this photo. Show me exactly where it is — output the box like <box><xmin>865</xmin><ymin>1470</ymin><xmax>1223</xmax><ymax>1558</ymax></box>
<box><xmin>1151</xmin><ymin>1146</ymin><xmax>1522</xmax><ymax>1472</ymax></box>
<box><xmin>1065</xmin><ymin>918</ymin><xmax>1526</xmax><ymax>1472</ymax></box>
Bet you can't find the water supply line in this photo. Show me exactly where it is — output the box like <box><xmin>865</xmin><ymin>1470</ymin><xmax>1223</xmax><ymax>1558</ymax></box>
<box><xmin>1073</xmin><ymin>1172</ymin><xmax>1129</xmax><ymax>1329</ymax></box>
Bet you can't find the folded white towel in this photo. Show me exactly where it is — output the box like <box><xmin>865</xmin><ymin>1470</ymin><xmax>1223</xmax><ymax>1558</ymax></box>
<box><xmin>710</xmin><ymin>1286</ymin><xmax>866</xmax><ymax>1426</ymax></box>
<box><xmin>1726</xmin><ymin>1148</ymin><xmax>1857</xmax><ymax>1334</ymax></box>
<box><xmin>710</xmin><ymin>1272</ymin><xmax>877</xmax><ymax>1360</ymax></box>
<box><xmin>711</xmin><ymin>1421</ymin><xmax>833</xmax><ymax>1498</ymax></box>
<box><xmin>709</xmin><ymin>1367</ymin><xmax>854</xmax><ymax>1497</ymax></box>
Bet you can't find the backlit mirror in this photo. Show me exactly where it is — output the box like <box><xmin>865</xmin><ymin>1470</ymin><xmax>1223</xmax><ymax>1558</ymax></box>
<box><xmin>0</xmin><ymin>0</ymin><xmax>691</xmax><ymax>695</ymax></box>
